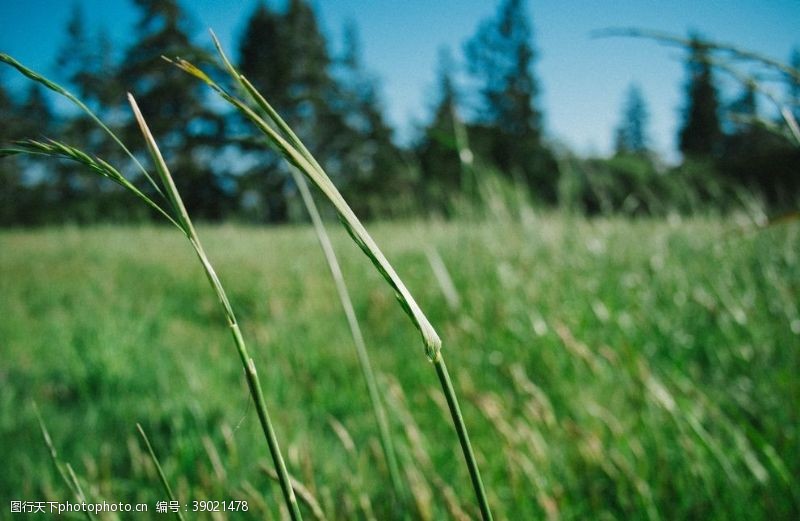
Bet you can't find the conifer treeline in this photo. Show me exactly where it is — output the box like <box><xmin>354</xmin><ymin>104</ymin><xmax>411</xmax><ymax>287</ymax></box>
<box><xmin>0</xmin><ymin>0</ymin><xmax>798</xmax><ymax>225</ymax></box>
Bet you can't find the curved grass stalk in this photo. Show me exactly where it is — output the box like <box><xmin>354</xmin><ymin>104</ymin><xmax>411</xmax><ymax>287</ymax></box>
<box><xmin>0</xmin><ymin>139</ymin><xmax>181</xmax><ymax>229</ymax></box>
<box><xmin>169</xmin><ymin>34</ymin><xmax>494</xmax><ymax>520</ymax></box>
<box><xmin>593</xmin><ymin>28</ymin><xmax>800</xmax><ymax>146</ymax></box>
<box><xmin>593</xmin><ymin>28</ymin><xmax>800</xmax><ymax>82</ymax></box>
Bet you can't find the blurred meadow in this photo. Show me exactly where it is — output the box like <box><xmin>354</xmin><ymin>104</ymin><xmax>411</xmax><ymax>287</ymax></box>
<box><xmin>1</xmin><ymin>0</ymin><xmax>799</xmax><ymax>519</ymax></box>
<box><xmin>2</xmin><ymin>213</ymin><xmax>798</xmax><ymax>519</ymax></box>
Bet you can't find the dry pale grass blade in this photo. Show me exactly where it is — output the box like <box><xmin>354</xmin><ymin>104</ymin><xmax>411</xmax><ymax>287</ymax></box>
<box><xmin>261</xmin><ymin>465</ymin><xmax>328</xmax><ymax>521</ymax></box>
<box><xmin>202</xmin><ymin>436</ymin><xmax>227</xmax><ymax>483</ymax></box>
<box><xmin>425</xmin><ymin>247</ymin><xmax>461</xmax><ymax>311</ymax></box>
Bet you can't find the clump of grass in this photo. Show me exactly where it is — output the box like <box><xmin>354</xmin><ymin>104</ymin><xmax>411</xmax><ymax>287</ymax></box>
<box><xmin>167</xmin><ymin>31</ymin><xmax>493</xmax><ymax>519</ymax></box>
<box><xmin>0</xmin><ymin>59</ymin><xmax>303</xmax><ymax>520</ymax></box>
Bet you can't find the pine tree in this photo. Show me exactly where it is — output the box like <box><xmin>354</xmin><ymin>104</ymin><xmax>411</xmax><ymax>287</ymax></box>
<box><xmin>614</xmin><ymin>84</ymin><xmax>649</xmax><ymax>156</ymax></box>
<box><xmin>54</xmin><ymin>4</ymin><xmax>126</xmax><ymax>222</ymax></box>
<box><xmin>56</xmin><ymin>3</ymin><xmax>94</xmax><ymax>102</ymax></box>
<box><xmin>464</xmin><ymin>0</ymin><xmax>556</xmax><ymax>201</ymax></box>
<box><xmin>238</xmin><ymin>2</ymin><xmax>292</xmax><ymax>117</ymax></box>
<box><xmin>236</xmin><ymin>0</ymin><xmax>340</xmax><ymax>222</ymax></box>
<box><xmin>417</xmin><ymin>48</ymin><xmax>464</xmax><ymax>211</ymax></box>
<box><xmin>678</xmin><ymin>36</ymin><xmax>722</xmax><ymax>159</ymax></box>
<box><xmin>122</xmin><ymin>0</ymin><xmax>231</xmax><ymax>220</ymax></box>
<box><xmin>331</xmin><ymin>21</ymin><xmax>407</xmax><ymax>217</ymax></box>
<box><xmin>239</xmin><ymin>0</ymin><xmax>331</xmax><ymax>136</ymax></box>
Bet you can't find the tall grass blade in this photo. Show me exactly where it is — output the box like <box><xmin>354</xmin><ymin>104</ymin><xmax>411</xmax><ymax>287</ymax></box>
<box><xmin>127</xmin><ymin>94</ymin><xmax>303</xmax><ymax>521</ymax></box>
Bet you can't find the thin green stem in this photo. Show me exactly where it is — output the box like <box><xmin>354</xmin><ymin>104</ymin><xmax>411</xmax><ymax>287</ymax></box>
<box><xmin>232</xmin><ymin>325</ymin><xmax>303</xmax><ymax>521</ymax></box>
<box><xmin>136</xmin><ymin>424</ymin><xmax>186</xmax><ymax>521</ymax></box>
<box><xmin>292</xmin><ymin>168</ymin><xmax>406</xmax><ymax>507</ymax></box>
<box><xmin>434</xmin><ymin>356</ymin><xmax>493</xmax><ymax>521</ymax></box>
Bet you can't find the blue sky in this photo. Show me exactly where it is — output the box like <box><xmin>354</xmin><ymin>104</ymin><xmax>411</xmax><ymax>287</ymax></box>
<box><xmin>1</xmin><ymin>0</ymin><xmax>798</xmax><ymax>160</ymax></box>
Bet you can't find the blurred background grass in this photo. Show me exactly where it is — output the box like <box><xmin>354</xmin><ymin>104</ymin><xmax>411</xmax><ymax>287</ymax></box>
<box><xmin>1</xmin><ymin>214</ymin><xmax>797</xmax><ymax>519</ymax></box>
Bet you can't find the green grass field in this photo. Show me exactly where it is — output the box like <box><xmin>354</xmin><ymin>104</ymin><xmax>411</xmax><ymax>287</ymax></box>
<box><xmin>1</xmin><ymin>215</ymin><xmax>798</xmax><ymax>519</ymax></box>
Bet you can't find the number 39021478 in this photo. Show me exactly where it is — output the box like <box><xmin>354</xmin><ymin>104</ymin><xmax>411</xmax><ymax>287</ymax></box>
<box><xmin>191</xmin><ymin>500</ymin><xmax>248</xmax><ymax>512</ymax></box>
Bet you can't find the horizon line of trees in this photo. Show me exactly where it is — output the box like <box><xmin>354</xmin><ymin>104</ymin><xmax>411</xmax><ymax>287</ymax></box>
<box><xmin>1</xmin><ymin>0</ymin><xmax>798</xmax><ymax>226</ymax></box>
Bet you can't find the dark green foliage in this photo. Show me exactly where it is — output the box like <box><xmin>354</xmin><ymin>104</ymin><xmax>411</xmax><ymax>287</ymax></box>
<box><xmin>678</xmin><ymin>36</ymin><xmax>723</xmax><ymax>159</ymax></box>
<box><xmin>0</xmin><ymin>85</ymin><xmax>67</xmax><ymax>226</ymax></box>
<box><xmin>721</xmin><ymin>84</ymin><xmax>800</xmax><ymax>210</ymax></box>
<box><xmin>464</xmin><ymin>0</ymin><xmax>557</xmax><ymax>202</ymax></box>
